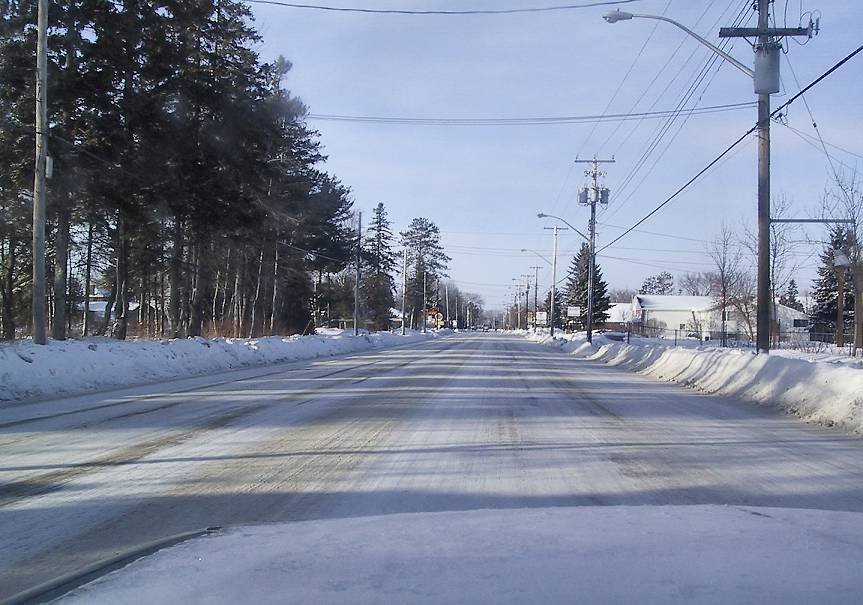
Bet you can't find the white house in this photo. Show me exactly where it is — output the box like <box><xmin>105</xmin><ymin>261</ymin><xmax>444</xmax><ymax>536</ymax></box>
<box><xmin>631</xmin><ymin>294</ymin><xmax>807</xmax><ymax>340</ymax></box>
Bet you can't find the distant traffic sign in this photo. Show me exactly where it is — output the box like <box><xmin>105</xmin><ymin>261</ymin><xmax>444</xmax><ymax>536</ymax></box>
<box><xmin>566</xmin><ymin>306</ymin><xmax>581</xmax><ymax>317</ymax></box>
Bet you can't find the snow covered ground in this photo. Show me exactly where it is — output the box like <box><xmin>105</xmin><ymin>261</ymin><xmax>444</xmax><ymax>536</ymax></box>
<box><xmin>0</xmin><ymin>329</ymin><xmax>441</xmax><ymax>404</ymax></box>
<box><xmin>59</xmin><ymin>505</ymin><xmax>863</xmax><ymax>604</ymax></box>
<box><xmin>527</xmin><ymin>330</ymin><xmax>863</xmax><ymax>433</ymax></box>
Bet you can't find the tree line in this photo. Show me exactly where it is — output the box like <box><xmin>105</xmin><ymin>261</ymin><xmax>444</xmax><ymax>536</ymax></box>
<box><xmin>0</xmin><ymin>2</ymin><xmax>455</xmax><ymax>341</ymax></box>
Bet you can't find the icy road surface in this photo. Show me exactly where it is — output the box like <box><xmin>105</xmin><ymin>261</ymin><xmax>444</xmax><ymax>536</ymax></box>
<box><xmin>3</xmin><ymin>332</ymin><xmax>863</xmax><ymax>598</ymax></box>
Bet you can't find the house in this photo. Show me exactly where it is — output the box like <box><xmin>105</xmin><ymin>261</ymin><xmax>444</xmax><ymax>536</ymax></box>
<box><xmin>630</xmin><ymin>294</ymin><xmax>807</xmax><ymax>341</ymax></box>
<box><xmin>604</xmin><ymin>301</ymin><xmax>633</xmax><ymax>331</ymax></box>
<box><xmin>631</xmin><ymin>295</ymin><xmax>716</xmax><ymax>337</ymax></box>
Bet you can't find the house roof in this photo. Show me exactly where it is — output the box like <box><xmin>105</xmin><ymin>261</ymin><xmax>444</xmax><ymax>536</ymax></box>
<box><xmin>634</xmin><ymin>295</ymin><xmax>714</xmax><ymax>311</ymax></box>
<box><xmin>606</xmin><ymin>302</ymin><xmax>632</xmax><ymax>323</ymax></box>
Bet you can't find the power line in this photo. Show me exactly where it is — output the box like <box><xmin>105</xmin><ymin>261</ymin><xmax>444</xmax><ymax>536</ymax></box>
<box><xmin>305</xmin><ymin>102</ymin><xmax>754</xmax><ymax>126</ymax></box>
<box><xmin>598</xmin><ymin>42</ymin><xmax>863</xmax><ymax>253</ymax></box>
<box><xmin>246</xmin><ymin>0</ymin><xmax>644</xmax><ymax>16</ymax></box>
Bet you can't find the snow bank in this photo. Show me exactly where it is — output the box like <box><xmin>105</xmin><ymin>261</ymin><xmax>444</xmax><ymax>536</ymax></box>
<box><xmin>527</xmin><ymin>331</ymin><xmax>863</xmax><ymax>433</ymax></box>
<box><xmin>59</xmin><ymin>506</ymin><xmax>863</xmax><ymax>604</ymax></box>
<box><xmin>0</xmin><ymin>330</ymin><xmax>439</xmax><ymax>404</ymax></box>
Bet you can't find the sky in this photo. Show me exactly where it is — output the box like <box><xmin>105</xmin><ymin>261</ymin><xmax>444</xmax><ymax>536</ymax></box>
<box><xmin>245</xmin><ymin>0</ymin><xmax>863</xmax><ymax>310</ymax></box>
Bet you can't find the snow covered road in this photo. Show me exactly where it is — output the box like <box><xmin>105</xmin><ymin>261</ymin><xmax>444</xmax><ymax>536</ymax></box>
<box><xmin>3</xmin><ymin>332</ymin><xmax>863</xmax><ymax>598</ymax></box>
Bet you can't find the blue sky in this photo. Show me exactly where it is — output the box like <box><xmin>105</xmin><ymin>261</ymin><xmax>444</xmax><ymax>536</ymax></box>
<box><xmin>247</xmin><ymin>0</ymin><xmax>862</xmax><ymax>308</ymax></box>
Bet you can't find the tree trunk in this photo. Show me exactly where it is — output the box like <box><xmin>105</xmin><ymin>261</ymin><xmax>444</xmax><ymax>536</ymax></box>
<box><xmin>188</xmin><ymin>236</ymin><xmax>211</xmax><ymax>338</ymax></box>
<box><xmin>168</xmin><ymin>219</ymin><xmax>183</xmax><ymax>337</ymax></box>
<box><xmin>1</xmin><ymin>238</ymin><xmax>15</xmax><ymax>340</ymax></box>
<box><xmin>249</xmin><ymin>247</ymin><xmax>264</xmax><ymax>338</ymax></box>
<box><xmin>269</xmin><ymin>245</ymin><xmax>279</xmax><ymax>335</ymax></box>
<box><xmin>111</xmin><ymin>216</ymin><xmax>129</xmax><ymax>340</ymax></box>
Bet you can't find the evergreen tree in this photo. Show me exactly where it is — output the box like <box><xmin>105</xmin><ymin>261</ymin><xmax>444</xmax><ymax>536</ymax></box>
<box><xmin>810</xmin><ymin>227</ymin><xmax>855</xmax><ymax>333</ymax></box>
<box><xmin>541</xmin><ymin>289</ymin><xmax>564</xmax><ymax>329</ymax></box>
<box><xmin>639</xmin><ymin>271</ymin><xmax>674</xmax><ymax>295</ymax></box>
<box><xmin>564</xmin><ymin>243</ymin><xmax>610</xmax><ymax>329</ymax></box>
<box><xmin>779</xmin><ymin>279</ymin><xmax>804</xmax><ymax>312</ymax></box>
<box><xmin>399</xmin><ymin>218</ymin><xmax>450</xmax><ymax>329</ymax></box>
<box><xmin>361</xmin><ymin>203</ymin><xmax>396</xmax><ymax>330</ymax></box>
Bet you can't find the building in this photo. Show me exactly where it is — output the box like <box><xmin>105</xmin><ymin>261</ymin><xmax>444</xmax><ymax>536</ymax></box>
<box><xmin>631</xmin><ymin>294</ymin><xmax>807</xmax><ymax>341</ymax></box>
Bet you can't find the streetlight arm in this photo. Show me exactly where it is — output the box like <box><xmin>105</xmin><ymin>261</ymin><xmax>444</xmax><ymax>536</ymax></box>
<box><xmin>537</xmin><ymin>212</ymin><xmax>590</xmax><ymax>242</ymax></box>
<box><xmin>521</xmin><ymin>248</ymin><xmax>552</xmax><ymax>266</ymax></box>
<box><xmin>603</xmin><ymin>11</ymin><xmax>754</xmax><ymax>79</ymax></box>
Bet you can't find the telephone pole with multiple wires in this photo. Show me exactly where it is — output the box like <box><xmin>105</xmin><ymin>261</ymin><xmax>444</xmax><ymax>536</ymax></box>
<box><xmin>575</xmin><ymin>157</ymin><xmax>614</xmax><ymax>343</ymax></box>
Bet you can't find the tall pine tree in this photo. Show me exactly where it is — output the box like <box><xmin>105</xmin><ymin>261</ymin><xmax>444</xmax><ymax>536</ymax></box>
<box><xmin>810</xmin><ymin>227</ymin><xmax>854</xmax><ymax>333</ymax></box>
<box><xmin>399</xmin><ymin>217</ymin><xmax>450</xmax><ymax>329</ymax></box>
<box><xmin>564</xmin><ymin>243</ymin><xmax>610</xmax><ymax>330</ymax></box>
<box><xmin>361</xmin><ymin>203</ymin><xmax>396</xmax><ymax>330</ymax></box>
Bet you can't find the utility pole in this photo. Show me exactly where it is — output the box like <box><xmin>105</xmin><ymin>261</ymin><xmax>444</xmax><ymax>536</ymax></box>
<box><xmin>544</xmin><ymin>225</ymin><xmax>567</xmax><ymax>337</ymax></box>
<box><xmin>520</xmin><ymin>274</ymin><xmax>531</xmax><ymax>330</ymax></box>
<box><xmin>353</xmin><ymin>211</ymin><xmax>361</xmax><ymax>336</ymax></box>
<box><xmin>455</xmin><ymin>293</ymin><xmax>459</xmax><ymax>329</ymax></box>
<box><xmin>445</xmin><ymin>284</ymin><xmax>450</xmax><ymax>328</ymax></box>
<box><xmin>719</xmin><ymin>0</ymin><xmax>815</xmax><ymax>353</ymax></box>
<box><xmin>575</xmin><ymin>157</ymin><xmax>614</xmax><ymax>344</ymax></box>
<box><xmin>530</xmin><ymin>265</ymin><xmax>541</xmax><ymax>329</ymax></box>
<box><xmin>31</xmin><ymin>0</ymin><xmax>49</xmax><ymax>345</ymax></box>
<box><xmin>401</xmin><ymin>247</ymin><xmax>407</xmax><ymax>335</ymax></box>
<box><xmin>422</xmin><ymin>270</ymin><xmax>427</xmax><ymax>334</ymax></box>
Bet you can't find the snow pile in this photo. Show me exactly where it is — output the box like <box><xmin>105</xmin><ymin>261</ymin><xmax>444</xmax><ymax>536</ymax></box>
<box><xmin>0</xmin><ymin>330</ymin><xmax>438</xmax><ymax>404</ymax></box>
<box><xmin>59</xmin><ymin>506</ymin><xmax>863</xmax><ymax>604</ymax></box>
<box><xmin>527</xmin><ymin>331</ymin><xmax>863</xmax><ymax>432</ymax></box>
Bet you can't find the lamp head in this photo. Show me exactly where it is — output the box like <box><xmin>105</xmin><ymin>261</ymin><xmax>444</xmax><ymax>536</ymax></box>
<box><xmin>834</xmin><ymin>250</ymin><xmax>851</xmax><ymax>268</ymax></box>
<box><xmin>603</xmin><ymin>9</ymin><xmax>633</xmax><ymax>23</ymax></box>
<box><xmin>537</xmin><ymin>212</ymin><xmax>547</xmax><ymax>218</ymax></box>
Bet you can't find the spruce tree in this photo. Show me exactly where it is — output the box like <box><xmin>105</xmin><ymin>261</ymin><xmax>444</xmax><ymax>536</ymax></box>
<box><xmin>810</xmin><ymin>227</ymin><xmax>854</xmax><ymax>333</ymax></box>
<box><xmin>361</xmin><ymin>203</ymin><xmax>397</xmax><ymax>330</ymax></box>
<box><xmin>779</xmin><ymin>279</ymin><xmax>804</xmax><ymax>312</ymax></box>
<box><xmin>564</xmin><ymin>243</ymin><xmax>610</xmax><ymax>329</ymax></box>
<box><xmin>399</xmin><ymin>218</ymin><xmax>450</xmax><ymax>329</ymax></box>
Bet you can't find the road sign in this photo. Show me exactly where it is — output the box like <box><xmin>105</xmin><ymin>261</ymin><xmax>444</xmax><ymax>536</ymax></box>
<box><xmin>566</xmin><ymin>306</ymin><xmax>581</xmax><ymax>317</ymax></box>
<box><xmin>535</xmin><ymin>311</ymin><xmax>548</xmax><ymax>325</ymax></box>
<box><xmin>435</xmin><ymin>313</ymin><xmax>444</xmax><ymax>321</ymax></box>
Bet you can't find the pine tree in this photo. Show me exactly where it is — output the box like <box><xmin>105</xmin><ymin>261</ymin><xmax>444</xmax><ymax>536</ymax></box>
<box><xmin>541</xmin><ymin>289</ymin><xmax>563</xmax><ymax>329</ymax></box>
<box><xmin>810</xmin><ymin>227</ymin><xmax>854</xmax><ymax>333</ymax></box>
<box><xmin>361</xmin><ymin>203</ymin><xmax>396</xmax><ymax>330</ymax></box>
<box><xmin>399</xmin><ymin>218</ymin><xmax>450</xmax><ymax>329</ymax></box>
<box><xmin>564</xmin><ymin>243</ymin><xmax>610</xmax><ymax>329</ymax></box>
<box><xmin>639</xmin><ymin>271</ymin><xmax>674</xmax><ymax>295</ymax></box>
<box><xmin>779</xmin><ymin>279</ymin><xmax>804</xmax><ymax>312</ymax></box>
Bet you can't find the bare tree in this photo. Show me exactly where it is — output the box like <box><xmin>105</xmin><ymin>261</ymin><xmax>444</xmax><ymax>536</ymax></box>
<box><xmin>608</xmin><ymin>287</ymin><xmax>636</xmax><ymax>302</ymax></box>
<box><xmin>678</xmin><ymin>272</ymin><xmax>716</xmax><ymax>296</ymax></box>
<box><xmin>821</xmin><ymin>169</ymin><xmax>863</xmax><ymax>354</ymax></box>
<box><xmin>708</xmin><ymin>223</ymin><xmax>742</xmax><ymax>345</ymax></box>
<box><xmin>742</xmin><ymin>195</ymin><xmax>805</xmax><ymax>343</ymax></box>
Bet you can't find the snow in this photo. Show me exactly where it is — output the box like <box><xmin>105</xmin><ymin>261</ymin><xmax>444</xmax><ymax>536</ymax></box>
<box><xmin>606</xmin><ymin>301</ymin><xmax>632</xmax><ymax>323</ymax></box>
<box><xmin>0</xmin><ymin>330</ymin><xmax>442</xmax><ymax>404</ymax></box>
<box><xmin>634</xmin><ymin>294</ymin><xmax>715</xmax><ymax>310</ymax></box>
<box><xmin>59</xmin><ymin>505</ymin><xmax>863</xmax><ymax>604</ymax></box>
<box><xmin>527</xmin><ymin>331</ymin><xmax>863</xmax><ymax>433</ymax></box>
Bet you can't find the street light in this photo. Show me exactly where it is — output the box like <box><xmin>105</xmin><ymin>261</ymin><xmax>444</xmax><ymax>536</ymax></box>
<box><xmin>520</xmin><ymin>248</ymin><xmax>551</xmax><ymax>266</ymax></box>
<box><xmin>538</xmin><ymin>212</ymin><xmax>601</xmax><ymax>343</ymax></box>
<box><xmin>834</xmin><ymin>249</ymin><xmax>851</xmax><ymax>348</ymax></box>
<box><xmin>537</xmin><ymin>213</ymin><xmax>589</xmax><ymax>243</ymax></box>
<box><xmin>603</xmin><ymin>3</ymin><xmax>814</xmax><ymax>354</ymax></box>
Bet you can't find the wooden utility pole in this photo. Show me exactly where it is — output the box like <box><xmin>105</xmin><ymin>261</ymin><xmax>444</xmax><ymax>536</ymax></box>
<box><xmin>353</xmin><ymin>211</ymin><xmax>361</xmax><ymax>336</ymax></box>
<box><xmin>32</xmin><ymin>0</ymin><xmax>49</xmax><ymax>345</ymax></box>
<box><xmin>575</xmin><ymin>157</ymin><xmax>614</xmax><ymax>343</ymax></box>
<box><xmin>401</xmin><ymin>248</ymin><xmax>407</xmax><ymax>335</ymax></box>
<box><xmin>720</xmin><ymin>0</ymin><xmax>814</xmax><ymax>353</ymax></box>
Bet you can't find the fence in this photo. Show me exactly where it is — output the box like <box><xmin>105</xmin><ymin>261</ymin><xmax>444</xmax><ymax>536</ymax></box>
<box><xmin>624</xmin><ymin>324</ymin><xmax>857</xmax><ymax>355</ymax></box>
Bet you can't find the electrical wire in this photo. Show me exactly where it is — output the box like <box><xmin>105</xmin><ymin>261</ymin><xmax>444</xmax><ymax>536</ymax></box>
<box><xmin>246</xmin><ymin>0</ymin><xmax>645</xmax><ymax>16</ymax></box>
<box><xmin>597</xmin><ymin>41</ymin><xmax>863</xmax><ymax>253</ymax></box>
<box><xmin>305</xmin><ymin>102</ymin><xmax>755</xmax><ymax>126</ymax></box>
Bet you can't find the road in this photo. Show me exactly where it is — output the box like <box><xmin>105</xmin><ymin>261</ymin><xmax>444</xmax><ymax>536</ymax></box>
<box><xmin>3</xmin><ymin>332</ymin><xmax>863</xmax><ymax>598</ymax></box>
